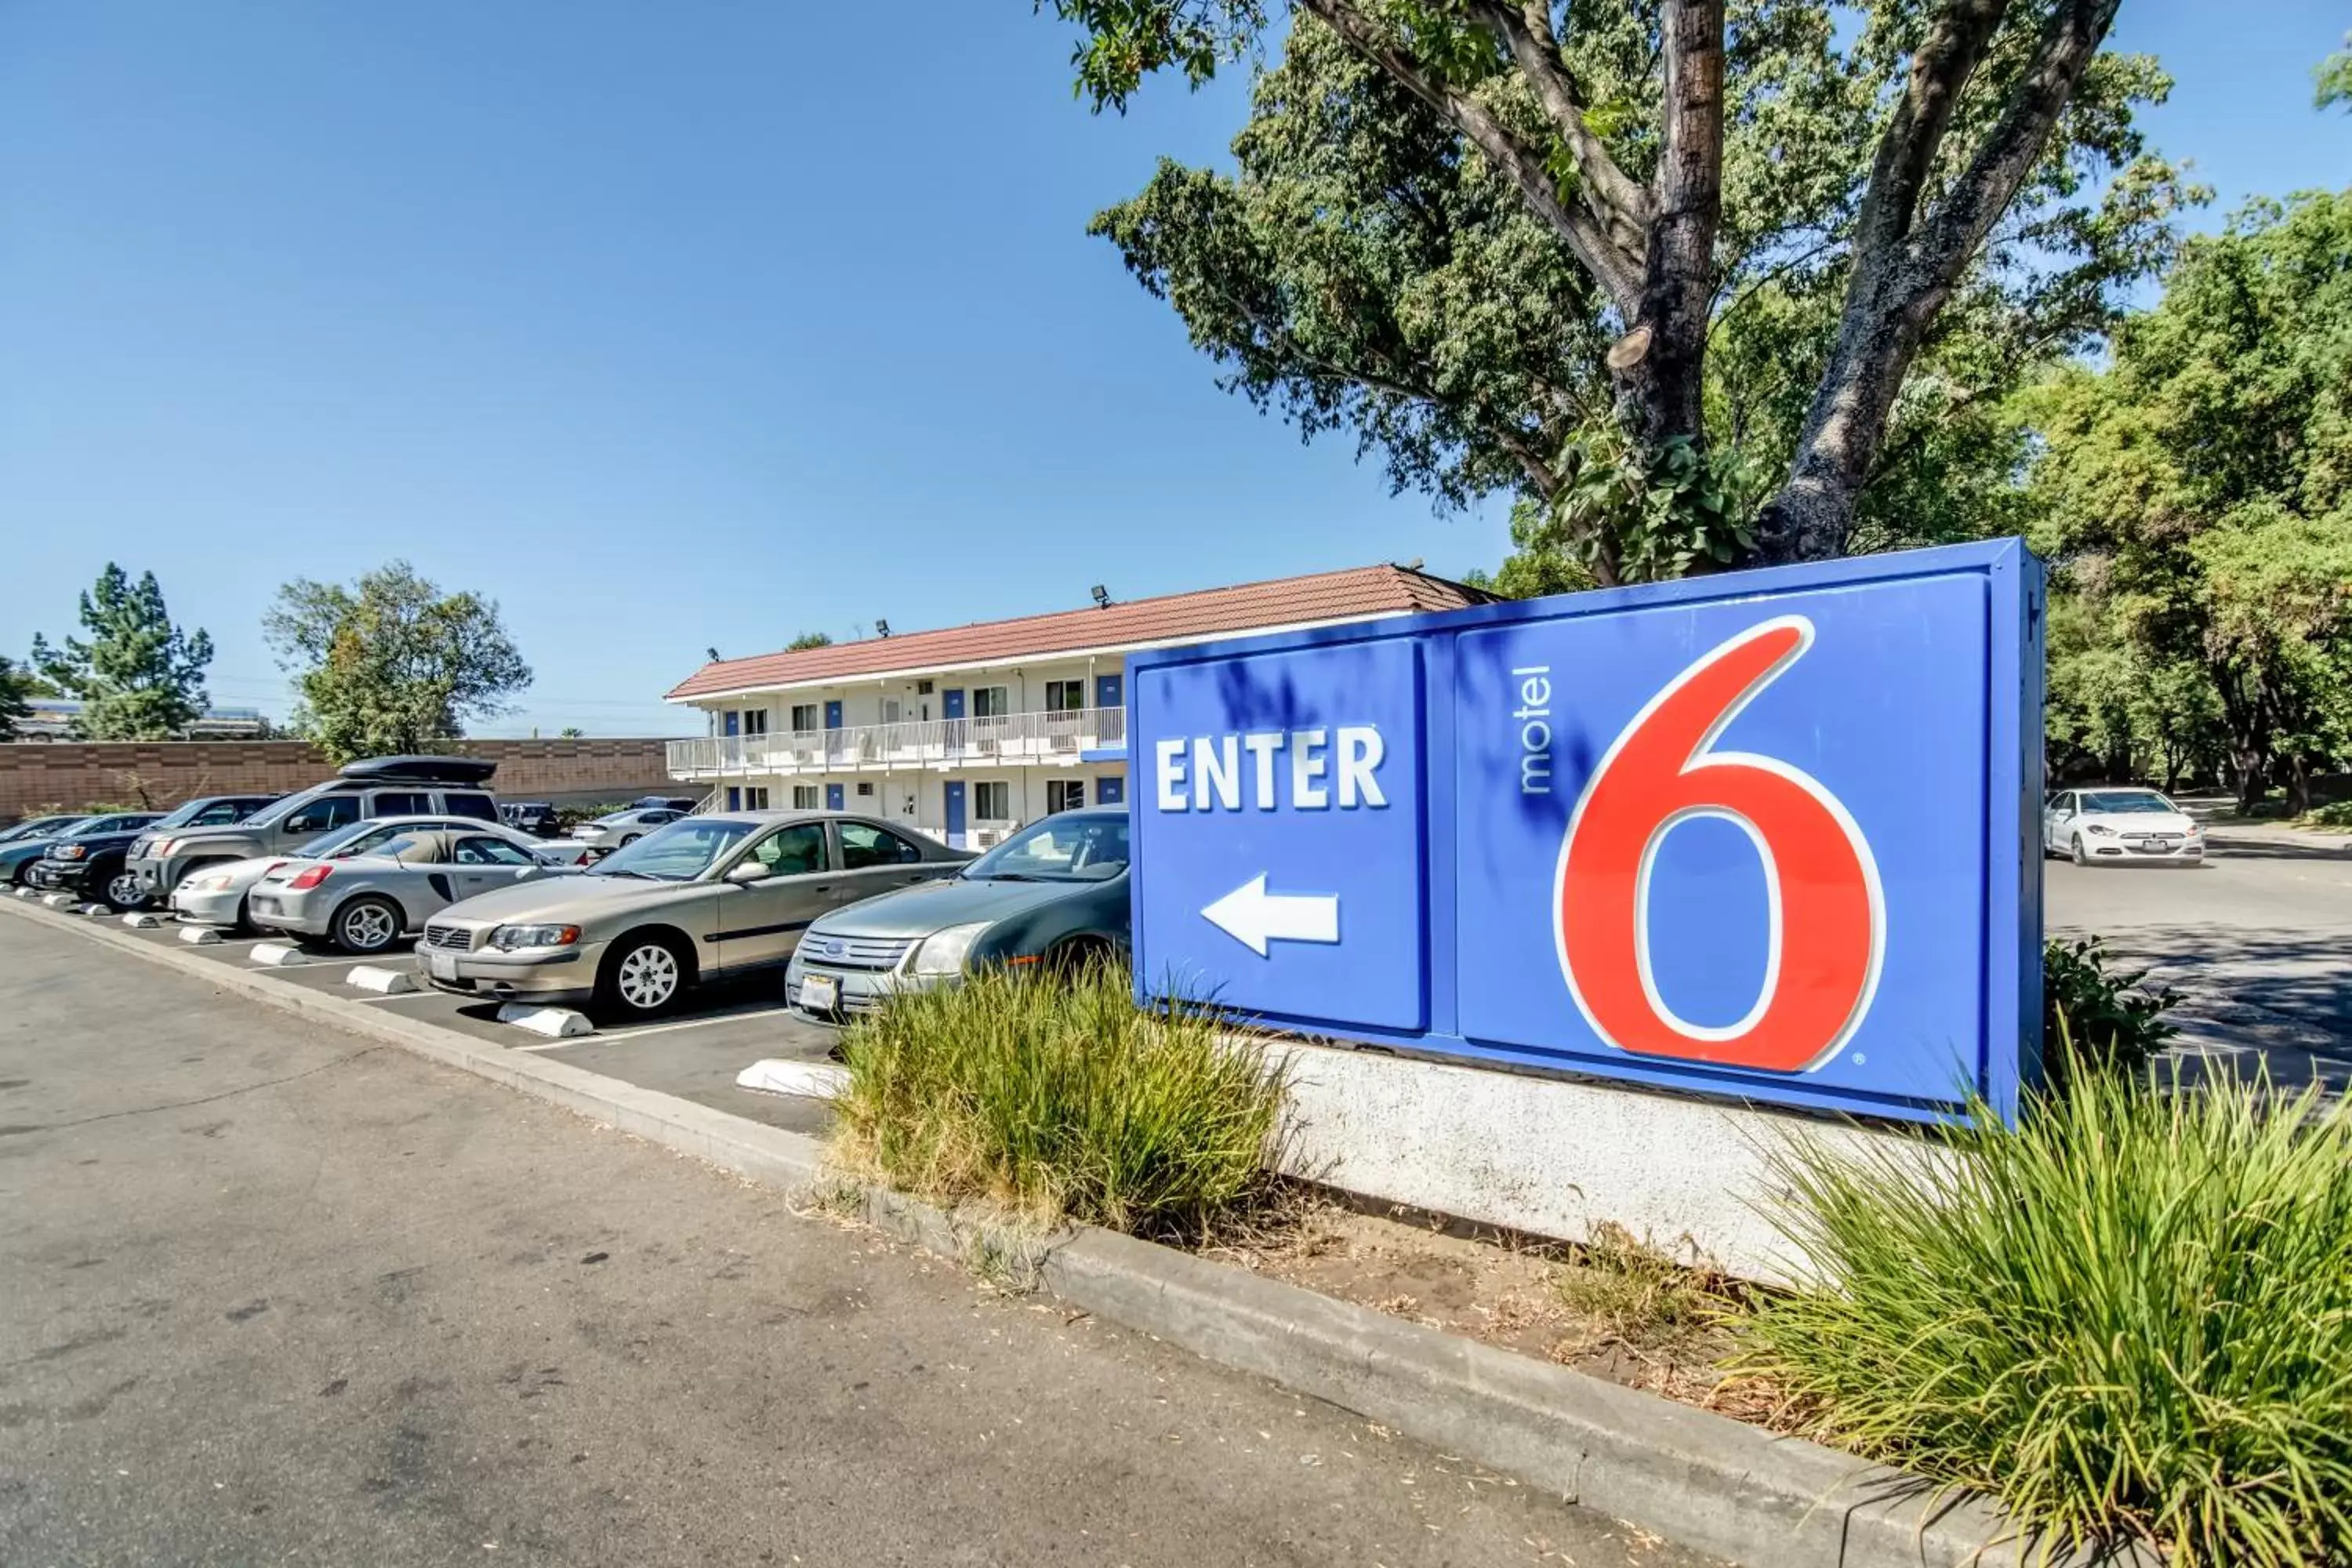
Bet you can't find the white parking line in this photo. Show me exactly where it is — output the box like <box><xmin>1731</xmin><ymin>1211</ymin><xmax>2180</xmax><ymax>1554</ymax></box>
<box><xmin>566</xmin><ymin>1004</ymin><xmax>804</xmax><ymax>1044</ymax></box>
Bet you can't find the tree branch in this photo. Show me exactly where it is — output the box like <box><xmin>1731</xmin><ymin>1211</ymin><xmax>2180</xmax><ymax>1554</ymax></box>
<box><xmin>1298</xmin><ymin>0</ymin><xmax>1645</xmax><ymax>312</ymax></box>
<box><xmin>1852</xmin><ymin>0</ymin><xmax>2011</xmax><ymax>265</ymax></box>
<box><xmin>1906</xmin><ymin>0</ymin><xmax>2125</xmax><ymax>292</ymax></box>
<box><xmin>1471</xmin><ymin>0</ymin><xmax>1650</xmax><ymax>252</ymax></box>
<box><xmin>1758</xmin><ymin>0</ymin><xmax>2122</xmax><ymax>562</ymax></box>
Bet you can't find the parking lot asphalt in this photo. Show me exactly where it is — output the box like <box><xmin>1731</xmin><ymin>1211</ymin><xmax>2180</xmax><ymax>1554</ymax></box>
<box><xmin>9</xmin><ymin>901</ymin><xmax>847</xmax><ymax>1138</ymax></box>
<box><xmin>0</xmin><ymin>902</ymin><xmax>1682</xmax><ymax>1568</ymax></box>
<box><xmin>2045</xmin><ymin>827</ymin><xmax>2352</xmax><ymax>1091</ymax></box>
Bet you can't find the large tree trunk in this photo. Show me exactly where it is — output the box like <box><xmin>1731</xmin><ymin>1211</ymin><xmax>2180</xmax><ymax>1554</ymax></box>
<box><xmin>1611</xmin><ymin>0</ymin><xmax>1722</xmax><ymax>452</ymax></box>
<box><xmin>1752</xmin><ymin>0</ymin><xmax>2122</xmax><ymax>564</ymax></box>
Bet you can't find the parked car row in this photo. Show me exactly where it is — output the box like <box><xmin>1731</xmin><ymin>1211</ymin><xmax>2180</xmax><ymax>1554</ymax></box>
<box><xmin>416</xmin><ymin>805</ymin><xmax>1133</xmax><ymax>1023</ymax></box>
<box><xmin>8</xmin><ymin>756</ymin><xmax>1134</xmax><ymax>1027</ymax></box>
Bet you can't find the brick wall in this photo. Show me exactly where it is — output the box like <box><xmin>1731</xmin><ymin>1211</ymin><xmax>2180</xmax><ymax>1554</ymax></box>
<box><xmin>0</xmin><ymin>739</ymin><xmax>688</xmax><ymax>819</ymax></box>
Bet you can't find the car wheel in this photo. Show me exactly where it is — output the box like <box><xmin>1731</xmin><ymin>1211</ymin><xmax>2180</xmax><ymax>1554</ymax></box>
<box><xmin>618</xmin><ymin>833</ymin><xmax>641</xmax><ymax>848</ymax></box>
<box><xmin>1046</xmin><ymin>936</ymin><xmax>1116</xmax><ymax>982</ymax></box>
<box><xmin>332</xmin><ymin>895</ymin><xmax>405</xmax><ymax>955</ymax></box>
<box><xmin>104</xmin><ymin>870</ymin><xmax>146</xmax><ymax>911</ymax></box>
<box><xmin>598</xmin><ymin>933</ymin><xmax>687</xmax><ymax>1019</ymax></box>
<box><xmin>2071</xmin><ymin>834</ymin><xmax>2089</xmax><ymax>867</ymax></box>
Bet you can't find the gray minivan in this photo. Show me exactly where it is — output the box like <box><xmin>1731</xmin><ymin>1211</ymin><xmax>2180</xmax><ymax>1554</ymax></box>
<box><xmin>125</xmin><ymin>756</ymin><xmax>503</xmax><ymax>906</ymax></box>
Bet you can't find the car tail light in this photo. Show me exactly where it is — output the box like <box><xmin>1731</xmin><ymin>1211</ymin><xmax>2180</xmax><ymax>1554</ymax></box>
<box><xmin>287</xmin><ymin>865</ymin><xmax>335</xmax><ymax>891</ymax></box>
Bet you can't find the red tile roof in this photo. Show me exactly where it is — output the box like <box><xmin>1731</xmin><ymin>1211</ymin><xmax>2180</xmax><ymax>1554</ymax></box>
<box><xmin>666</xmin><ymin>564</ymin><xmax>1492</xmax><ymax>700</ymax></box>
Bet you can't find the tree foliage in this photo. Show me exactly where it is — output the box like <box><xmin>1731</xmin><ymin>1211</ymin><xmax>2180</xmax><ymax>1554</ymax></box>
<box><xmin>0</xmin><ymin>655</ymin><xmax>33</xmax><ymax>742</ymax></box>
<box><xmin>2027</xmin><ymin>190</ymin><xmax>2352</xmax><ymax>810</ymax></box>
<box><xmin>787</xmin><ymin>631</ymin><xmax>835</xmax><ymax>651</ymax></box>
<box><xmin>2319</xmin><ymin>32</ymin><xmax>2351</xmax><ymax>112</ymax></box>
<box><xmin>1053</xmin><ymin>0</ymin><xmax>2180</xmax><ymax>570</ymax></box>
<box><xmin>29</xmin><ymin>564</ymin><xmax>216</xmax><ymax>740</ymax></box>
<box><xmin>264</xmin><ymin>561</ymin><xmax>532</xmax><ymax>765</ymax></box>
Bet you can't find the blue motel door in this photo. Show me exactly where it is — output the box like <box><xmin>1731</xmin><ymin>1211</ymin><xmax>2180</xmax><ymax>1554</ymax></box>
<box><xmin>944</xmin><ymin>781</ymin><xmax>967</xmax><ymax>849</ymax></box>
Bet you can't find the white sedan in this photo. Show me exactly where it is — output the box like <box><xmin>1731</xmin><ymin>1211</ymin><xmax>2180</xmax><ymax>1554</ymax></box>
<box><xmin>569</xmin><ymin>806</ymin><xmax>688</xmax><ymax>851</ymax></box>
<box><xmin>2043</xmin><ymin>787</ymin><xmax>2204</xmax><ymax>866</ymax></box>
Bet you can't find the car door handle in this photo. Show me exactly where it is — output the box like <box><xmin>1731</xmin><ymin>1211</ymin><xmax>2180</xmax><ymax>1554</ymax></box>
<box><xmin>811</xmin><ymin>884</ymin><xmax>833</xmax><ymax>894</ymax></box>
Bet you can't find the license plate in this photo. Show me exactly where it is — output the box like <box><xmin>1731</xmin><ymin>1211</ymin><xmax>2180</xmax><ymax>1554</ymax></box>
<box><xmin>2144</xmin><ymin>838</ymin><xmax>2176</xmax><ymax>851</ymax></box>
<box><xmin>800</xmin><ymin>974</ymin><xmax>839</xmax><ymax>1013</ymax></box>
<box><xmin>250</xmin><ymin>896</ymin><xmax>278</xmax><ymax>913</ymax></box>
<box><xmin>428</xmin><ymin>952</ymin><xmax>460</xmax><ymax>982</ymax></box>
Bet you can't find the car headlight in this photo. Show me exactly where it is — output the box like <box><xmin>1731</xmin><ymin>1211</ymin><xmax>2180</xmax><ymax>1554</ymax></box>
<box><xmin>187</xmin><ymin>873</ymin><xmax>237</xmax><ymax>892</ymax></box>
<box><xmin>55</xmin><ymin>844</ymin><xmax>88</xmax><ymax>860</ymax></box>
<box><xmin>909</xmin><ymin>921</ymin><xmax>993</xmax><ymax>977</ymax></box>
<box><xmin>489</xmin><ymin>924</ymin><xmax>582</xmax><ymax>951</ymax></box>
<box><xmin>2085</xmin><ymin>824</ymin><xmax>2114</xmax><ymax>837</ymax></box>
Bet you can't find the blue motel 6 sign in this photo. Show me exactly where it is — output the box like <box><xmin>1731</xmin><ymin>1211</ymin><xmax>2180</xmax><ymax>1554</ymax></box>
<box><xmin>1126</xmin><ymin>539</ymin><xmax>2045</xmax><ymax>1126</ymax></box>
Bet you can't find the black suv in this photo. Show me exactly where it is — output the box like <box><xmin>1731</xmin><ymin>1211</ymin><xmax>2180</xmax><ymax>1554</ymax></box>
<box><xmin>30</xmin><ymin>795</ymin><xmax>278</xmax><ymax>910</ymax></box>
<box><xmin>500</xmin><ymin>802</ymin><xmax>564</xmax><ymax>838</ymax></box>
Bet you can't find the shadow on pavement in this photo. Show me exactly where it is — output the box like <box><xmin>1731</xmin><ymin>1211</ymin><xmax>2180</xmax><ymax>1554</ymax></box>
<box><xmin>2201</xmin><ymin>835</ymin><xmax>2352</xmax><ymax>862</ymax></box>
<box><xmin>2091</xmin><ymin>924</ymin><xmax>2352</xmax><ymax>1094</ymax></box>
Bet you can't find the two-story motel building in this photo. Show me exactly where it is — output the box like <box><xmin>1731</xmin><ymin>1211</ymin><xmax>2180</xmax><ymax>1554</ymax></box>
<box><xmin>662</xmin><ymin>564</ymin><xmax>1489</xmax><ymax>849</ymax></box>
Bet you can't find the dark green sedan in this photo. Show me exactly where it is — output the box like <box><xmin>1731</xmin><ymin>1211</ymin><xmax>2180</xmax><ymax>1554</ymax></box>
<box><xmin>785</xmin><ymin>808</ymin><xmax>1129</xmax><ymax>1018</ymax></box>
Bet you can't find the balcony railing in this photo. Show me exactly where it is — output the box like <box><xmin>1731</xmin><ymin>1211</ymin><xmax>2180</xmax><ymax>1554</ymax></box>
<box><xmin>668</xmin><ymin>706</ymin><xmax>1126</xmax><ymax>780</ymax></box>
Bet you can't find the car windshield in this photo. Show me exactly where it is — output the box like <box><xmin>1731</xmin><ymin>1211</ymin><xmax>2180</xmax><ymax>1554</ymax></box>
<box><xmin>0</xmin><ymin>816</ymin><xmax>82</xmax><ymax>843</ymax></box>
<box><xmin>2080</xmin><ymin>791</ymin><xmax>2176</xmax><ymax>815</ymax></box>
<box><xmin>590</xmin><ymin>818</ymin><xmax>752</xmax><ymax>880</ymax></box>
<box><xmin>963</xmin><ymin>815</ymin><xmax>1129</xmax><ymax>882</ymax></box>
<box><xmin>154</xmin><ymin>798</ymin><xmax>241</xmax><ymax>829</ymax></box>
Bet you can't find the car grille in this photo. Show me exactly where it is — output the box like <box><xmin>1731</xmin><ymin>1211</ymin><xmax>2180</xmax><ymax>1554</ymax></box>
<box><xmin>799</xmin><ymin>934</ymin><xmax>914</xmax><ymax>971</ymax></box>
<box><xmin>423</xmin><ymin>923</ymin><xmax>478</xmax><ymax>951</ymax></box>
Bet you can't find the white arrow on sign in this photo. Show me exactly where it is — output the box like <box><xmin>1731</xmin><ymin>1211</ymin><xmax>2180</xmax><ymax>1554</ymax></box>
<box><xmin>1201</xmin><ymin>873</ymin><xmax>1340</xmax><ymax>957</ymax></box>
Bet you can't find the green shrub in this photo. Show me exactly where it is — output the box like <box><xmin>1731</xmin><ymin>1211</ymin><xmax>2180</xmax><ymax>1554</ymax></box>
<box><xmin>832</xmin><ymin>964</ymin><xmax>1293</xmax><ymax>1243</ymax></box>
<box><xmin>1739</xmin><ymin>1074</ymin><xmax>2352</xmax><ymax>1566</ymax></box>
<box><xmin>2301</xmin><ymin>800</ymin><xmax>2352</xmax><ymax>829</ymax></box>
<box><xmin>2042</xmin><ymin>937</ymin><xmax>2177</xmax><ymax>1093</ymax></box>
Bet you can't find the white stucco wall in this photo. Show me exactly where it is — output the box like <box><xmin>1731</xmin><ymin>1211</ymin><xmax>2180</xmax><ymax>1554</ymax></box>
<box><xmin>1270</xmin><ymin>1039</ymin><xmax>1947</xmax><ymax>1287</ymax></box>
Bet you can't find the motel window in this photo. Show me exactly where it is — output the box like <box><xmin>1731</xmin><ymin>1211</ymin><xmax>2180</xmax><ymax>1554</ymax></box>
<box><xmin>1044</xmin><ymin>680</ymin><xmax>1087</xmax><ymax>713</ymax></box>
<box><xmin>744</xmin><ymin>787</ymin><xmax>770</xmax><ymax>810</ymax></box>
<box><xmin>742</xmin><ymin>709</ymin><xmax>770</xmax><ymax>736</ymax></box>
<box><xmin>971</xmin><ymin>687</ymin><xmax>1010</xmax><ymax>719</ymax></box>
<box><xmin>974</xmin><ymin>782</ymin><xmax>1011</xmax><ymax>821</ymax></box>
<box><xmin>793</xmin><ymin>786</ymin><xmax>820</xmax><ymax>810</ymax></box>
<box><xmin>790</xmin><ymin>703</ymin><xmax>821</xmax><ymax>734</ymax></box>
<box><xmin>1047</xmin><ymin>779</ymin><xmax>1086</xmax><ymax>814</ymax></box>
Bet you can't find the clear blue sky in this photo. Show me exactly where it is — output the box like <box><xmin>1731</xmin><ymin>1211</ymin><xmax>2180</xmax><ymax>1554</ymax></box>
<box><xmin>2</xmin><ymin>2</ymin><xmax>2344</xmax><ymax>738</ymax></box>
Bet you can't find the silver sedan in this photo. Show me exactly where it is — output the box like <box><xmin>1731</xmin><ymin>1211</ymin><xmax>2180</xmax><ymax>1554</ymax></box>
<box><xmin>248</xmin><ymin>826</ymin><xmax>583</xmax><ymax>954</ymax></box>
<box><xmin>170</xmin><ymin>816</ymin><xmax>586</xmax><ymax>931</ymax></box>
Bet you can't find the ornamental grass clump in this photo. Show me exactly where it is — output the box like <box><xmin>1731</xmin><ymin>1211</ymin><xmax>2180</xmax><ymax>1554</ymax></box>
<box><xmin>832</xmin><ymin>963</ymin><xmax>1292</xmax><ymax>1243</ymax></box>
<box><xmin>1739</xmin><ymin>1068</ymin><xmax>2352</xmax><ymax>1566</ymax></box>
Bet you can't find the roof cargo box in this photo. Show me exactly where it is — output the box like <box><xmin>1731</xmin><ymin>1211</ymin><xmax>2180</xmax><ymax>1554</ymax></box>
<box><xmin>336</xmin><ymin>755</ymin><xmax>498</xmax><ymax>785</ymax></box>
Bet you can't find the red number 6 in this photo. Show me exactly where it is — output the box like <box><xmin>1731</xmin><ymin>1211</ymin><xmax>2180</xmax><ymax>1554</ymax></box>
<box><xmin>1556</xmin><ymin>615</ymin><xmax>1882</xmax><ymax>1073</ymax></box>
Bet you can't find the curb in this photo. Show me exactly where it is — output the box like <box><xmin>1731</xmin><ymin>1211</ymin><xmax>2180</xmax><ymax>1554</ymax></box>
<box><xmin>0</xmin><ymin>897</ymin><xmax>2116</xmax><ymax>1568</ymax></box>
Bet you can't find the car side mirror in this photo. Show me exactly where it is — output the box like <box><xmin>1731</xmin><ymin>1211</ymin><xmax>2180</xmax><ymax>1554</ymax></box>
<box><xmin>724</xmin><ymin>860</ymin><xmax>769</xmax><ymax>885</ymax></box>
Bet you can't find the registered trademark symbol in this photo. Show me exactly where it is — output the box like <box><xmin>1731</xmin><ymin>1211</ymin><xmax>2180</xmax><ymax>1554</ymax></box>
<box><xmin>1850</xmin><ymin>1052</ymin><xmax>1867</xmax><ymax>1065</ymax></box>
